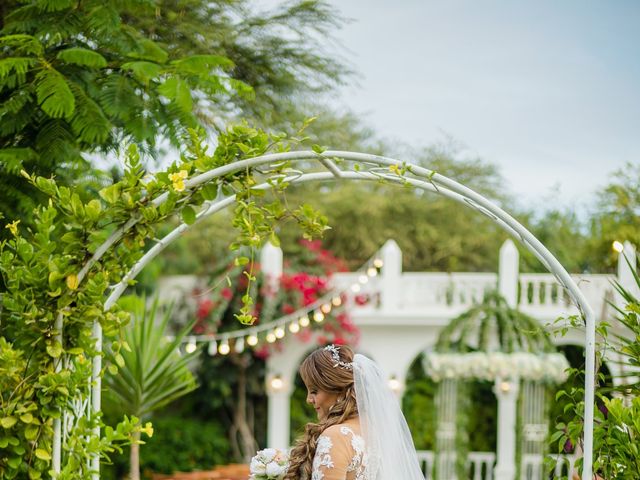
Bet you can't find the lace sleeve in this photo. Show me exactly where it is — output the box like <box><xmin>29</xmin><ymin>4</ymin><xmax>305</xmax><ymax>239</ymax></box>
<box><xmin>311</xmin><ymin>425</ymin><xmax>353</xmax><ymax>480</ymax></box>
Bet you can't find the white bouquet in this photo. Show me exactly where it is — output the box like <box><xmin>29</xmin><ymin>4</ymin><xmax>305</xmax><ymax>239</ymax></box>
<box><xmin>249</xmin><ymin>448</ymin><xmax>289</xmax><ymax>480</ymax></box>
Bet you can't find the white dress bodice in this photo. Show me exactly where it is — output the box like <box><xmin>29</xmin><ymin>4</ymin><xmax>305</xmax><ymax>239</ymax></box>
<box><xmin>311</xmin><ymin>423</ymin><xmax>368</xmax><ymax>480</ymax></box>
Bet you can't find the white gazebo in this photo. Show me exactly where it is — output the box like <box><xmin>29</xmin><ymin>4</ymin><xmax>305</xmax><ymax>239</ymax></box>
<box><xmin>424</xmin><ymin>291</ymin><xmax>569</xmax><ymax>480</ymax></box>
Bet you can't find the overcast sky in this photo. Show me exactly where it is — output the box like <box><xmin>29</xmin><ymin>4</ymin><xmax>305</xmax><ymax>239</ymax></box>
<box><xmin>319</xmin><ymin>0</ymin><xmax>640</xmax><ymax>210</ymax></box>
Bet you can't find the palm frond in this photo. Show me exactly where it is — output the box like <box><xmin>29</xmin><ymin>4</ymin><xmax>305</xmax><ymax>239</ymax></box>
<box><xmin>104</xmin><ymin>297</ymin><xmax>198</xmax><ymax>420</ymax></box>
<box><xmin>35</xmin><ymin>68</ymin><xmax>75</xmax><ymax>119</ymax></box>
<box><xmin>57</xmin><ymin>48</ymin><xmax>108</xmax><ymax>69</ymax></box>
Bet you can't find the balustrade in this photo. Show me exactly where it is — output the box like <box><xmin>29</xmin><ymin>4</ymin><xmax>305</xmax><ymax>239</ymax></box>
<box><xmin>415</xmin><ymin>451</ymin><xmax>577</xmax><ymax>479</ymax></box>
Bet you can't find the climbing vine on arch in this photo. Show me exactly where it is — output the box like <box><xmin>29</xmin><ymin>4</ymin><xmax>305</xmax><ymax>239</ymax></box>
<box><xmin>0</xmin><ymin>124</ymin><xmax>328</xmax><ymax>479</ymax></box>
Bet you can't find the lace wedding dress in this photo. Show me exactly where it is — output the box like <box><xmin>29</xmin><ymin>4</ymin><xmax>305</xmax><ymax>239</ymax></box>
<box><xmin>311</xmin><ymin>420</ymin><xmax>367</xmax><ymax>480</ymax></box>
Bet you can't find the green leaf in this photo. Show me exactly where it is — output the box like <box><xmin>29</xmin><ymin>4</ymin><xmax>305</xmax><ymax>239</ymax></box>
<box><xmin>200</xmin><ymin>183</ymin><xmax>218</xmax><ymax>201</ymax></box>
<box><xmin>158</xmin><ymin>77</ymin><xmax>192</xmax><ymax>112</ymax></box>
<box><xmin>115</xmin><ymin>353</ymin><xmax>125</xmax><ymax>368</ymax></box>
<box><xmin>181</xmin><ymin>206</ymin><xmax>196</xmax><ymax>225</ymax></box>
<box><xmin>121</xmin><ymin>61</ymin><xmax>162</xmax><ymax>84</ymax></box>
<box><xmin>0</xmin><ymin>34</ymin><xmax>43</xmax><ymax>56</ymax></box>
<box><xmin>57</xmin><ymin>48</ymin><xmax>107</xmax><ymax>68</ymax></box>
<box><xmin>19</xmin><ymin>413</ymin><xmax>33</xmax><ymax>424</ymax></box>
<box><xmin>128</xmin><ymin>39</ymin><xmax>169</xmax><ymax>64</ymax></box>
<box><xmin>34</xmin><ymin>448</ymin><xmax>51</xmax><ymax>461</ymax></box>
<box><xmin>99</xmin><ymin>184</ymin><xmax>120</xmax><ymax>204</ymax></box>
<box><xmin>35</xmin><ymin>69</ymin><xmax>75</xmax><ymax>119</ymax></box>
<box><xmin>312</xmin><ymin>144</ymin><xmax>326</xmax><ymax>154</ymax></box>
<box><xmin>1</xmin><ymin>417</ymin><xmax>17</xmax><ymax>429</ymax></box>
<box><xmin>171</xmin><ymin>54</ymin><xmax>234</xmax><ymax>75</ymax></box>
<box><xmin>46</xmin><ymin>341</ymin><xmax>62</xmax><ymax>358</ymax></box>
<box><xmin>234</xmin><ymin>256</ymin><xmax>249</xmax><ymax>266</ymax></box>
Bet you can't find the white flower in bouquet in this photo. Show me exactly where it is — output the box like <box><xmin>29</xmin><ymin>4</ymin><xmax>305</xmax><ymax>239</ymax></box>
<box><xmin>249</xmin><ymin>448</ymin><xmax>289</xmax><ymax>480</ymax></box>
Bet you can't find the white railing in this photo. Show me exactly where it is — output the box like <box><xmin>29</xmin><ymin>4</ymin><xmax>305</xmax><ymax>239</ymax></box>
<box><xmin>334</xmin><ymin>270</ymin><xmax>614</xmax><ymax>322</ymax></box>
<box><xmin>399</xmin><ymin>273</ymin><xmax>498</xmax><ymax>309</ymax></box>
<box><xmin>415</xmin><ymin>451</ymin><xmax>577</xmax><ymax>479</ymax></box>
<box><xmin>518</xmin><ymin>273</ymin><xmax>614</xmax><ymax>316</ymax></box>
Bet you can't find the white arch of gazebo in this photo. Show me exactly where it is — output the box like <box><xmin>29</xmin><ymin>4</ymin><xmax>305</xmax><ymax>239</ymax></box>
<box><xmin>67</xmin><ymin>151</ymin><xmax>597</xmax><ymax>480</ymax></box>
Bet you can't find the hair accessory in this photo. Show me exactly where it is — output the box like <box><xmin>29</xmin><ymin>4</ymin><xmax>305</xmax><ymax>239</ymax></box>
<box><xmin>324</xmin><ymin>344</ymin><xmax>353</xmax><ymax>370</ymax></box>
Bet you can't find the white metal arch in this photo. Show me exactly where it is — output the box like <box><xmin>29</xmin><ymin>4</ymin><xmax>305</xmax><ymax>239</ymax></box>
<box><xmin>75</xmin><ymin>151</ymin><xmax>595</xmax><ymax>479</ymax></box>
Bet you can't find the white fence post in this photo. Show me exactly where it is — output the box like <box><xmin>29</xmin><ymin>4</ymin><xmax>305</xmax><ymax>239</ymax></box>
<box><xmin>380</xmin><ymin>239</ymin><xmax>402</xmax><ymax>312</ymax></box>
<box><xmin>260</xmin><ymin>241</ymin><xmax>283</xmax><ymax>295</ymax></box>
<box><xmin>493</xmin><ymin>377</ymin><xmax>519</xmax><ymax>480</ymax></box>
<box><xmin>499</xmin><ymin>239</ymin><xmax>519</xmax><ymax>307</ymax></box>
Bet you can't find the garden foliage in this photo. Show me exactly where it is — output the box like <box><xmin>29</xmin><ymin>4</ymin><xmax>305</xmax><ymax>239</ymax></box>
<box><xmin>0</xmin><ymin>124</ymin><xmax>329</xmax><ymax>478</ymax></box>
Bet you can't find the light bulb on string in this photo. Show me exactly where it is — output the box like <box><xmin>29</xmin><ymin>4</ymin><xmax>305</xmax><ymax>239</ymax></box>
<box><xmin>247</xmin><ymin>334</ymin><xmax>258</xmax><ymax>347</ymax></box>
<box><xmin>219</xmin><ymin>338</ymin><xmax>230</xmax><ymax>355</ymax></box>
<box><xmin>359</xmin><ymin>274</ymin><xmax>368</xmax><ymax>284</ymax></box>
<box><xmin>373</xmin><ymin>258</ymin><xmax>383</xmax><ymax>268</ymax></box>
<box><xmin>289</xmin><ymin>322</ymin><xmax>300</xmax><ymax>333</ymax></box>
<box><xmin>266</xmin><ymin>332</ymin><xmax>277</xmax><ymax>343</ymax></box>
<box><xmin>299</xmin><ymin>316</ymin><xmax>310</xmax><ymax>327</ymax></box>
<box><xmin>207</xmin><ymin>340</ymin><xmax>217</xmax><ymax>356</ymax></box>
<box><xmin>274</xmin><ymin>326</ymin><xmax>285</xmax><ymax>339</ymax></box>
<box><xmin>185</xmin><ymin>337</ymin><xmax>197</xmax><ymax>354</ymax></box>
<box><xmin>351</xmin><ymin>284</ymin><xmax>361</xmax><ymax>293</ymax></box>
<box><xmin>313</xmin><ymin>311</ymin><xmax>325</xmax><ymax>322</ymax></box>
<box><xmin>321</xmin><ymin>303</ymin><xmax>332</xmax><ymax>314</ymax></box>
<box><xmin>235</xmin><ymin>337</ymin><xmax>245</xmax><ymax>353</ymax></box>
<box><xmin>612</xmin><ymin>240</ymin><xmax>624</xmax><ymax>253</ymax></box>
<box><xmin>366</xmin><ymin>266</ymin><xmax>378</xmax><ymax>277</ymax></box>
<box><xmin>331</xmin><ymin>296</ymin><xmax>342</xmax><ymax>307</ymax></box>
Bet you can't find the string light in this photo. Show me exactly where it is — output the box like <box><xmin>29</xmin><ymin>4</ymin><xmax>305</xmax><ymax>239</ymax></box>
<box><xmin>185</xmin><ymin>337</ymin><xmax>197</xmax><ymax>354</ymax></box>
<box><xmin>177</xmin><ymin>249</ymin><xmax>385</xmax><ymax>350</ymax></box>
<box><xmin>270</xmin><ymin>375</ymin><xmax>284</xmax><ymax>391</ymax></box>
<box><xmin>219</xmin><ymin>338</ymin><xmax>230</xmax><ymax>355</ymax></box>
<box><xmin>612</xmin><ymin>240</ymin><xmax>624</xmax><ymax>253</ymax></box>
<box><xmin>235</xmin><ymin>337</ymin><xmax>245</xmax><ymax>353</ymax></box>
<box><xmin>388</xmin><ymin>375</ymin><xmax>402</xmax><ymax>392</ymax></box>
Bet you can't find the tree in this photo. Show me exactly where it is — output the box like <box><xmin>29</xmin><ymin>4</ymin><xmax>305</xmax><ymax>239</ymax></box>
<box><xmin>585</xmin><ymin>162</ymin><xmax>640</xmax><ymax>272</ymax></box>
<box><xmin>0</xmin><ymin>0</ymin><xmax>352</xmax><ymax>232</ymax></box>
<box><xmin>103</xmin><ymin>297</ymin><xmax>198</xmax><ymax>480</ymax></box>
<box><xmin>122</xmin><ymin>0</ymin><xmax>352</xmax><ymax>131</ymax></box>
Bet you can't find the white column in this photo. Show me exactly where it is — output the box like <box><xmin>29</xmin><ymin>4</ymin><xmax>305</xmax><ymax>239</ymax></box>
<box><xmin>260</xmin><ymin>241</ymin><xmax>283</xmax><ymax>294</ymax></box>
<box><xmin>266</xmin><ymin>372</ymin><xmax>292</xmax><ymax>450</ymax></box>
<box><xmin>498</xmin><ymin>239</ymin><xmax>519</xmax><ymax>307</ymax></box>
<box><xmin>380</xmin><ymin>239</ymin><xmax>402</xmax><ymax>312</ymax></box>
<box><xmin>493</xmin><ymin>377</ymin><xmax>519</xmax><ymax>480</ymax></box>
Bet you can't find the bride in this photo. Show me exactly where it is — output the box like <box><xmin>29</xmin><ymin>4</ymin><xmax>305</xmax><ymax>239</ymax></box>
<box><xmin>283</xmin><ymin>345</ymin><xmax>425</xmax><ymax>480</ymax></box>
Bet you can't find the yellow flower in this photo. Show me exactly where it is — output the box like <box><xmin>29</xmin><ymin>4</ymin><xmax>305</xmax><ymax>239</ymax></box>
<box><xmin>169</xmin><ymin>170</ymin><xmax>189</xmax><ymax>192</ymax></box>
<box><xmin>141</xmin><ymin>422</ymin><xmax>154</xmax><ymax>438</ymax></box>
<box><xmin>66</xmin><ymin>274</ymin><xmax>79</xmax><ymax>290</ymax></box>
<box><xmin>5</xmin><ymin>220</ymin><xmax>20</xmax><ymax>236</ymax></box>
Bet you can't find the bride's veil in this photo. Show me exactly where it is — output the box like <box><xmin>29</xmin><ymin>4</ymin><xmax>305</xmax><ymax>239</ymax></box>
<box><xmin>353</xmin><ymin>353</ymin><xmax>425</xmax><ymax>480</ymax></box>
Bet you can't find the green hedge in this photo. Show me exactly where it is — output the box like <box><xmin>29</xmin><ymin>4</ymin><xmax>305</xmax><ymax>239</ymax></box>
<box><xmin>140</xmin><ymin>416</ymin><xmax>231</xmax><ymax>475</ymax></box>
<box><xmin>102</xmin><ymin>415</ymin><xmax>231</xmax><ymax>479</ymax></box>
